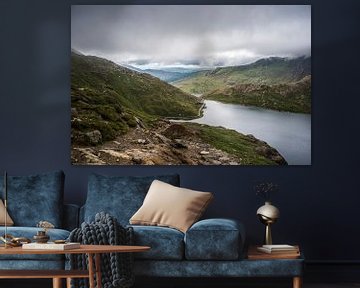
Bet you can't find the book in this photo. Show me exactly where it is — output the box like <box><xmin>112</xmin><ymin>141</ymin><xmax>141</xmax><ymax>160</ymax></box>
<box><xmin>248</xmin><ymin>245</ymin><xmax>300</xmax><ymax>260</ymax></box>
<box><xmin>22</xmin><ymin>242</ymin><xmax>80</xmax><ymax>250</ymax></box>
<box><xmin>257</xmin><ymin>244</ymin><xmax>299</xmax><ymax>254</ymax></box>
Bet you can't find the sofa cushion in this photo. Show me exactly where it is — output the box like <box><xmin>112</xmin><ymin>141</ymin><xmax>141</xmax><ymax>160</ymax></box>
<box><xmin>130</xmin><ymin>225</ymin><xmax>184</xmax><ymax>260</ymax></box>
<box><xmin>130</xmin><ymin>180</ymin><xmax>213</xmax><ymax>233</ymax></box>
<box><xmin>185</xmin><ymin>218</ymin><xmax>245</xmax><ymax>260</ymax></box>
<box><xmin>0</xmin><ymin>199</ymin><xmax>14</xmax><ymax>226</ymax></box>
<box><xmin>0</xmin><ymin>171</ymin><xmax>64</xmax><ymax>227</ymax></box>
<box><xmin>0</xmin><ymin>227</ymin><xmax>70</xmax><ymax>261</ymax></box>
<box><xmin>84</xmin><ymin>174</ymin><xmax>180</xmax><ymax>225</ymax></box>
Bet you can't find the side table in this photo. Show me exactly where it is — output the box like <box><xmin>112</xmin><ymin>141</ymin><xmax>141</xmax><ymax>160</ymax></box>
<box><xmin>0</xmin><ymin>244</ymin><xmax>150</xmax><ymax>288</ymax></box>
<box><xmin>247</xmin><ymin>245</ymin><xmax>303</xmax><ymax>288</ymax></box>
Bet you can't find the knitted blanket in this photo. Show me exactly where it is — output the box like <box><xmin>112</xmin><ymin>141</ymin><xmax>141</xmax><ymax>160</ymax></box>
<box><xmin>68</xmin><ymin>212</ymin><xmax>134</xmax><ymax>288</ymax></box>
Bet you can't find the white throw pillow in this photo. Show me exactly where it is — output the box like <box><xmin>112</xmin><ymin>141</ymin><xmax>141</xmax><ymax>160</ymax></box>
<box><xmin>130</xmin><ymin>180</ymin><xmax>213</xmax><ymax>233</ymax></box>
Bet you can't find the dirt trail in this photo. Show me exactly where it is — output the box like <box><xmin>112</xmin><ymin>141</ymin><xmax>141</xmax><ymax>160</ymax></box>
<box><xmin>71</xmin><ymin>121</ymin><xmax>242</xmax><ymax>165</ymax></box>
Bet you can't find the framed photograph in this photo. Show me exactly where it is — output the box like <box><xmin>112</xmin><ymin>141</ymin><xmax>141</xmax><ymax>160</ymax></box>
<box><xmin>71</xmin><ymin>5</ymin><xmax>311</xmax><ymax>165</ymax></box>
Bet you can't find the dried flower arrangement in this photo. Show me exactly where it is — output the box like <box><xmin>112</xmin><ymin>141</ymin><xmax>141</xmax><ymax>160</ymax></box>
<box><xmin>37</xmin><ymin>220</ymin><xmax>55</xmax><ymax>233</ymax></box>
<box><xmin>254</xmin><ymin>181</ymin><xmax>279</xmax><ymax>202</ymax></box>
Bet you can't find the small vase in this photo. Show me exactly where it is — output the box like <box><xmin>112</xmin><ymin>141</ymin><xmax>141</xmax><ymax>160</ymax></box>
<box><xmin>33</xmin><ymin>230</ymin><xmax>50</xmax><ymax>243</ymax></box>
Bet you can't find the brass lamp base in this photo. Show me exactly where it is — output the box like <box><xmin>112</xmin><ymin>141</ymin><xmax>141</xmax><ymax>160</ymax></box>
<box><xmin>265</xmin><ymin>223</ymin><xmax>272</xmax><ymax>245</ymax></box>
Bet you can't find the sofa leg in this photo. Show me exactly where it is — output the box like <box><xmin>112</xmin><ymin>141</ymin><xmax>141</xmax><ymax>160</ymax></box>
<box><xmin>293</xmin><ymin>276</ymin><xmax>302</xmax><ymax>288</ymax></box>
<box><xmin>53</xmin><ymin>278</ymin><xmax>62</xmax><ymax>288</ymax></box>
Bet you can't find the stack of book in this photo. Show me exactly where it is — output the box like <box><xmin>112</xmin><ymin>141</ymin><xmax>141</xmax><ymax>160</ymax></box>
<box><xmin>257</xmin><ymin>244</ymin><xmax>299</xmax><ymax>254</ymax></box>
<box><xmin>248</xmin><ymin>244</ymin><xmax>300</xmax><ymax>259</ymax></box>
<box><xmin>22</xmin><ymin>242</ymin><xmax>80</xmax><ymax>250</ymax></box>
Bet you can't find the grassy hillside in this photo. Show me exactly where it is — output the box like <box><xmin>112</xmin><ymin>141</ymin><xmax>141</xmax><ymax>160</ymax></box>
<box><xmin>71</xmin><ymin>53</ymin><xmax>202</xmax><ymax>145</ymax></box>
<box><xmin>184</xmin><ymin>123</ymin><xmax>286</xmax><ymax>165</ymax></box>
<box><xmin>204</xmin><ymin>76</ymin><xmax>311</xmax><ymax>113</ymax></box>
<box><xmin>174</xmin><ymin>57</ymin><xmax>311</xmax><ymax>113</ymax></box>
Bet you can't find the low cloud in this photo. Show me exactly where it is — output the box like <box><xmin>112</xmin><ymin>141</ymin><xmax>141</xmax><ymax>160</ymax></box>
<box><xmin>72</xmin><ymin>5</ymin><xmax>311</xmax><ymax>68</ymax></box>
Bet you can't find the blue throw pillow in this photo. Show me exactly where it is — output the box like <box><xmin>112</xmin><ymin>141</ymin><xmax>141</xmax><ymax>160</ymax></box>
<box><xmin>0</xmin><ymin>170</ymin><xmax>64</xmax><ymax>227</ymax></box>
<box><xmin>84</xmin><ymin>174</ymin><xmax>180</xmax><ymax>225</ymax></box>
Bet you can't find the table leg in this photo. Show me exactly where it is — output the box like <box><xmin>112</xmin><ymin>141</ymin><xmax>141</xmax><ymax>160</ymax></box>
<box><xmin>88</xmin><ymin>253</ymin><xmax>95</xmax><ymax>288</ymax></box>
<box><xmin>95</xmin><ymin>253</ymin><xmax>102</xmax><ymax>288</ymax></box>
<box><xmin>66</xmin><ymin>277</ymin><xmax>72</xmax><ymax>288</ymax></box>
<box><xmin>52</xmin><ymin>278</ymin><xmax>62</xmax><ymax>288</ymax></box>
<box><xmin>293</xmin><ymin>276</ymin><xmax>302</xmax><ymax>288</ymax></box>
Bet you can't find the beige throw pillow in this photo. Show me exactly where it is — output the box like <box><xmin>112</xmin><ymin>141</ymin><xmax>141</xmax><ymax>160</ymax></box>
<box><xmin>130</xmin><ymin>180</ymin><xmax>213</xmax><ymax>233</ymax></box>
<box><xmin>0</xmin><ymin>199</ymin><xmax>14</xmax><ymax>226</ymax></box>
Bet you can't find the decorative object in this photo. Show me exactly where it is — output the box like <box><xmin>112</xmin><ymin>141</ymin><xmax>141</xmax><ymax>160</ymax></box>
<box><xmin>255</xmin><ymin>181</ymin><xmax>280</xmax><ymax>245</ymax></box>
<box><xmin>130</xmin><ymin>180</ymin><xmax>213</xmax><ymax>233</ymax></box>
<box><xmin>34</xmin><ymin>220</ymin><xmax>55</xmax><ymax>243</ymax></box>
<box><xmin>0</xmin><ymin>234</ymin><xmax>31</xmax><ymax>247</ymax></box>
<box><xmin>54</xmin><ymin>239</ymin><xmax>67</xmax><ymax>244</ymax></box>
<box><xmin>33</xmin><ymin>230</ymin><xmax>50</xmax><ymax>243</ymax></box>
<box><xmin>254</xmin><ymin>181</ymin><xmax>279</xmax><ymax>201</ymax></box>
<box><xmin>71</xmin><ymin>5</ymin><xmax>311</xmax><ymax>166</ymax></box>
<box><xmin>37</xmin><ymin>220</ymin><xmax>55</xmax><ymax>232</ymax></box>
<box><xmin>257</xmin><ymin>202</ymin><xmax>280</xmax><ymax>245</ymax></box>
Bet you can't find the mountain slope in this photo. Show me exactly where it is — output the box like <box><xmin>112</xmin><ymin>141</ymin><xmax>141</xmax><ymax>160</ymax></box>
<box><xmin>174</xmin><ymin>57</ymin><xmax>311</xmax><ymax>113</ymax></box>
<box><xmin>71</xmin><ymin>52</ymin><xmax>288</xmax><ymax>165</ymax></box>
<box><xmin>144</xmin><ymin>68</ymin><xmax>200</xmax><ymax>83</ymax></box>
<box><xmin>71</xmin><ymin>52</ymin><xmax>202</xmax><ymax>144</ymax></box>
<box><xmin>205</xmin><ymin>75</ymin><xmax>311</xmax><ymax>113</ymax></box>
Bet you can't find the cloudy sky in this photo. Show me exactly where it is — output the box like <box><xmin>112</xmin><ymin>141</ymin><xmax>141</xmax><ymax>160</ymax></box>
<box><xmin>71</xmin><ymin>5</ymin><xmax>311</xmax><ymax>69</ymax></box>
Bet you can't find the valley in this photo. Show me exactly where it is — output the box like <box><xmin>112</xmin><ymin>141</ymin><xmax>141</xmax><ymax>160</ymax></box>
<box><xmin>169</xmin><ymin>57</ymin><xmax>312</xmax><ymax>113</ymax></box>
<box><xmin>71</xmin><ymin>52</ymin><xmax>311</xmax><ymax>165</ymax></box>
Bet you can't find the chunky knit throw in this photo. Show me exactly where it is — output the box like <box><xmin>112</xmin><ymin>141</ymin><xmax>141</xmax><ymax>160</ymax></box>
<box><xmin>68</xmin><ymin>212</ymin><xmax>134</xmax><ymax>288</ymax></box>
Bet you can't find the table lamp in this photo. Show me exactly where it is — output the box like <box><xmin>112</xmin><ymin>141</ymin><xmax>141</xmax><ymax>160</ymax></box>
<box><xmin>256</xmin><ymin>201</ymin><xmax>280</xmax><ymax>245</ymax></box>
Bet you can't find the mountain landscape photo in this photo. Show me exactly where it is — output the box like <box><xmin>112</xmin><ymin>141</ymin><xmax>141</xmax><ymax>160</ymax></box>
<box><xmin>71</xmin><ymin>5</ymin><xmax>311</xmax><ymax>165</ymax></box>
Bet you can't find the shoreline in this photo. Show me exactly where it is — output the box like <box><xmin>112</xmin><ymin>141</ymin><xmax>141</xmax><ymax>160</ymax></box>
<box><xmin>165</xmin><ymin>100</ymin><xmax>205</xmax><ymax>121</ymax></box>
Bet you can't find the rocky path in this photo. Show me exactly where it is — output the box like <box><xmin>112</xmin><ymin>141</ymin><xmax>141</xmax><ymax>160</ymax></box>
<box><xmin>71</xmin><ymin>121</ymin><xmax>243</xmax><ymax>165</ymax></box>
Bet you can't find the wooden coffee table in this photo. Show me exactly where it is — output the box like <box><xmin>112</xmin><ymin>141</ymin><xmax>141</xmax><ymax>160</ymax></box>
<box><xmin>0</xmin><ymin>244</ymin><xmax>150</xmax><ymax>288</ymax></box>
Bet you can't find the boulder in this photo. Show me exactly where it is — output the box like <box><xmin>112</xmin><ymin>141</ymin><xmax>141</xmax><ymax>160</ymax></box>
<box><xmin>85</xmin><ymin>130</ymin><xmax>102</xmax><ymax>145</ymax></box>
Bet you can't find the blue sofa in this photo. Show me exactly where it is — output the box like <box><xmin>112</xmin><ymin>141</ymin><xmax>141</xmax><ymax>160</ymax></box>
<box><xmin>0</xmin><ymin>171</ymin><xmax>78</xmax><ymax>270</ymax></box>
<box><xmin>81</xmin><ymin>173</ymin><xmax>304</xmax><ymax>283</ymax></box>
<box><xmin>0</xmin><ymin>171</ymin><xmax>303</xmax><ymax>287</ymax></box>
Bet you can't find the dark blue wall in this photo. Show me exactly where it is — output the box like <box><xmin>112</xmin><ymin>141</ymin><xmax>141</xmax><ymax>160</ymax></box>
<box><xmin>0</xmin><ymin>0</ymin><xmax>359</xmax><ymax>263</ymax></box>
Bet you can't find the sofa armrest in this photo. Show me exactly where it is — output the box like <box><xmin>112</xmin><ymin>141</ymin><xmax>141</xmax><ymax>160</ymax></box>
<box><xmin>184</xmin><ymin>218</ymin><xmax>245</xmax><ymax>260</ymax></box>
<box><xmin>79</xmin><ymin>205</ymin><xmax>85</xmax><ymax>224</ymax></box>
<box><xmin>63</xmin><ymin>204</ymin><xmax>80</xmax><ymax>231</ymax></box>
